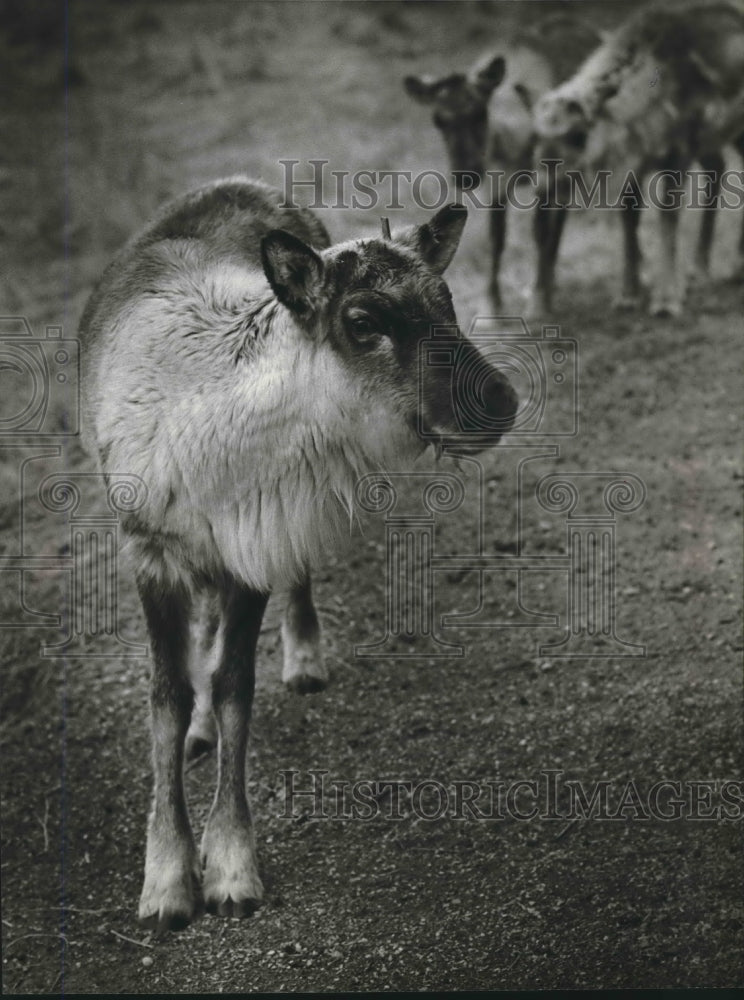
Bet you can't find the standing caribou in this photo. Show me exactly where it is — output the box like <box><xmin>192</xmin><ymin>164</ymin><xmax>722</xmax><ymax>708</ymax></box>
<box><xmin>534</xmin><ymin>0</ymin><xmax>744</xmax><ymax>316</ymax></box>
<box><xmin>79</xmin><ymin>177</ymin><xmax>517</xmax><ymax>931</ymax></box>
<box><xmin>404</xmin><ymin>13</ymin><xmax>603</xmax><ymax>314</ymax></box>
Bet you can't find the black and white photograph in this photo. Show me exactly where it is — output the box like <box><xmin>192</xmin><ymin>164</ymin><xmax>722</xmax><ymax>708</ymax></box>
<box><xmin>1</xmin><ymin>0</ymin><xmax>742</xmax><ymax>992</ymax></box>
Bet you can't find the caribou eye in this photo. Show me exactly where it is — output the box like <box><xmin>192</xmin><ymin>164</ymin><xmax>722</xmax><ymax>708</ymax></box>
<box><xmin>345</xmin><ymin>309</ymin><xmax>381</xmax><ymax>345</ymax></box>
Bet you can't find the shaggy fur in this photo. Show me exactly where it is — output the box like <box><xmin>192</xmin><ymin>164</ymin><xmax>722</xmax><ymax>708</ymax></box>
<box><xmin>83</xmin><ymin>184</ymin><xmax>444</xmax><ymax>592</ymax></box>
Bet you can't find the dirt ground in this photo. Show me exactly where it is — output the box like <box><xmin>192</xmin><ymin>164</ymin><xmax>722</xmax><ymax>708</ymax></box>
<box><xmin>1</xmin><ymin>0</ymin><xmax>742</xmax><ymax>993</ymax></box>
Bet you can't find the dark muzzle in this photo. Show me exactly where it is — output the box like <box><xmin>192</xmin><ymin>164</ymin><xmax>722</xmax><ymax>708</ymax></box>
<box><xmin>449</xmin><ymin>354</ymin><xmax>518</xmax><ymax>452</ymax></box>
<box><xmin>423</xmin><ymin>338</ymin><xmax>518</xmax><ymax>455</ymax></box>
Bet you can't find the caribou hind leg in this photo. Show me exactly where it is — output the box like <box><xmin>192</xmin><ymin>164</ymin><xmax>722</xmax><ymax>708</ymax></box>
<box><xmin>185</xmin><ymin>591</ymin><xmax>221</xmax><ymax>762</ymax></box>
<box><xmin>650</xmin><ymin>164</ymin><xmax>685</xmax><ymax>318</ymax></box>
<box><xmin>692</xmin><ymin>150</ymin><xmax>725</xmax><ymax>281</ymax></box>
<box><xmin>281</xmin><ymin>574</ymin><xmax>327</xmax><ymax>693</ymax></box>
<box><xmin>525</xmin><ymin>199</ymin><xmax>567</xmax><ymax>317</ymax></box>
<box><xmin>614</xmin><ymin>178</ymin><xmax>644</xmax><ymax>311</ymax></box>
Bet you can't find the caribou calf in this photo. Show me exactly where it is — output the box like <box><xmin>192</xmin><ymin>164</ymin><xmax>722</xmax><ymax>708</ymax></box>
<box><xmin>404</xmin><ymin>13</ymin><xmax>602</xmax><ymax>313</ymax></box>
<box><xmin>79</xmin><ymin>177</ymin><xmax>517</xmax><ymax>932</ymax></box>
<box><xmin>533</xmin><ymin>0</ymin><xmax>744</xmax><ymax>316</ymax></box>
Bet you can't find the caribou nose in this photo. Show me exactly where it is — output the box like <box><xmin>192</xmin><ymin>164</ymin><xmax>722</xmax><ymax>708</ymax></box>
<box><xmin>462</xmin><ymin>366</ymin><xmax>518</xmax><ymax>440</ymax></box>
<box><xmin>452</xmin><ymin>170</ymin><xmax>482</xmax><ymax>191</ymax></box>
<box><xmin>446</xmin><ymin>357</ymin><xmax>519</xmax><ymax>453</ymax></box>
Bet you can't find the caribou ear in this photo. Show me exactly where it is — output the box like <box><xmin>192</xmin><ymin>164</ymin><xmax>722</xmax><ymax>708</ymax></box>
<box><xmin>473</xmin><ymin>54</ymin><xmax>506</xmax><ymax>97</ymax></box>
<box><xmin>261</xmin><ymin>230</ymin><xmax>324</xmax><ymax>320</ymax></box>
<box><xmin>398</xmin><ymin>203</ymin><xmax>468</xmax><ymax>274</ymax></box>
<box><xmin>404</xmin><ymin>74</ymin><xmax>439</xmax><ymax>104</ymax></box>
